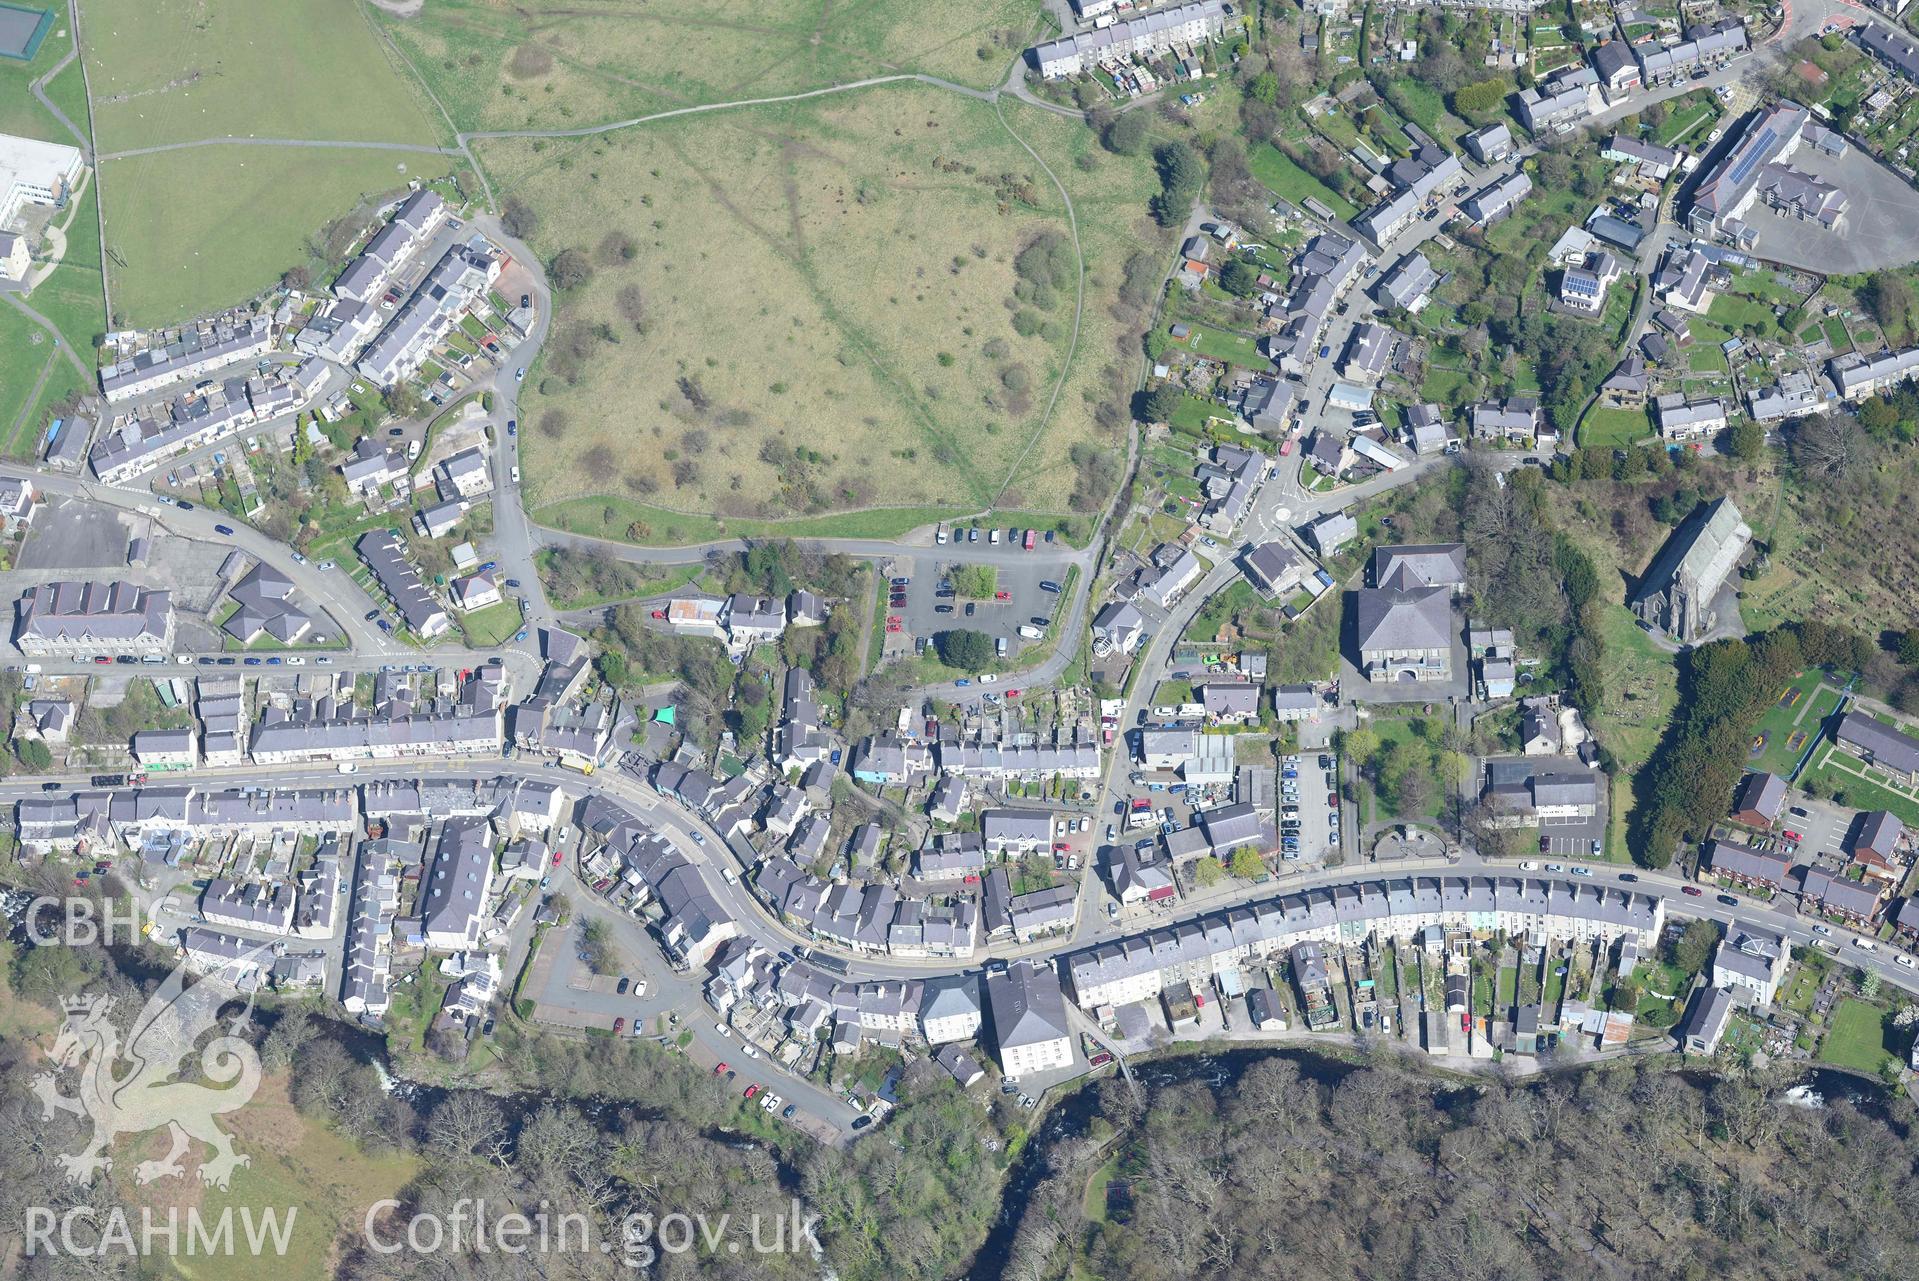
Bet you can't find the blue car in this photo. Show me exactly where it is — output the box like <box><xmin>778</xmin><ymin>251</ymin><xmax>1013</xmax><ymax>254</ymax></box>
<box><xmin>954</xmin><ymin>678</ymin><xmax>970</xmax><ymax>687</ymax></box>
<box><xmin>515</xmin><ymin>629</ymin><xmax>528</xmax><ymax>642</ymax></box>
<box><xmin>214</xmin><ymin>524</ymin><xmax>234</xmax><ymax>536</ymax></box>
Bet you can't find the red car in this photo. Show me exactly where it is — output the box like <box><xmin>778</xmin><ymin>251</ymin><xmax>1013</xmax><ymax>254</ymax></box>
<box><xmin>886</xmin><ymin>615</ymin><xmax>902</xmax><ymax>624</ymax></box>
<box><xmin>551</xmin><ymin>849</ymin><xmax>564</xmax><ymax>866</ymax></box>
<box><xmin>743</xmin><ymin>1084</ymin><xmax>760</xmax><ymax>1099</ymax></box>
<box><xmin>1783</xmin><ymin>829</ymin><xmax>1803</xmax><ymax>842</ymax></box>
<box><xmin>612</xmin><ymin>1017</ymin><xmax>625</xmax><ymax>1034</ymax></box>
<box><xmin>1005</xmin><ymin>689</ymin><xmax>1020</xmax><ymax>698</ymax></box>
<box><xmin>1053</xmin><ymin>842</ymin><xmax>1071</xmax><ymax>853</ymax></box>
<box><xmin>1681</xmin><ymin>885</ymin><xmax>1703</xmax><ymax>897</ymax></box>
<box><xmin>651</xmin><ymin>609</ymin><xmax>666</xmax><ymax>620</ymax></box>
<box><xmin>715</xmin><ymin>1063</ymin><xmax>729</xmax><ymax>1075</ymax></box>
<box><xmin>994</xmin><ymin>590</ymin><xmax>1010</xmax><ymax>601</ymax></box>
<box><xmin>962</xmin><ymin>873</ymin><xmax>980</xmax><ymax>884</ymax></box>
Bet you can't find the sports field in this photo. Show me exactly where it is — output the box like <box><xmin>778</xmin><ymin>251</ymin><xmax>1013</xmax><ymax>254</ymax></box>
<box><xmin>379</xmin><ymin>0</ymin><xmax>1045</xmax><ymax>134</ymax></box>
<box><xmin>101</xmin><ymin>145</ymin><xmax>454</xmax><ymax>325</ymax></box>
<box><xmin>81</xmin><ymin>0</ymin><xmax>445</xmax><ymax>150</ymax></box>
<box><xmin>492</xmin><ymin>81</ymin><xmax>1155</xmax><ymax>540</ymax></box>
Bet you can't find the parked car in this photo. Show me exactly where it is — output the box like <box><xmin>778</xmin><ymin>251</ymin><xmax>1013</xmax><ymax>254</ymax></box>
<box><xmin>213</xmin><ymin>524</ymin><xmax>234</xmax><ymax>536</ymax></box>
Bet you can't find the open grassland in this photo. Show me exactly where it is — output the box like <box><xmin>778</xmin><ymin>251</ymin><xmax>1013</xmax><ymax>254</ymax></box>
<box><xmin>81</xmin><ymin>0</ymin><xmax>445</xmax><ymax>151</ymax></box>
<box><xmin>379</xmin><ymin>0</ymin><xmax>1045</xmax><ymax>135</ymax></box>
<box><xmin>33</xmin><ymin>178</ymin><xmax>107</xmax><ymax>355</ymax></box>
<box><xmin>101</xmin><ymin>145</ymin><xmax>453</xmax><ymax>325</ymax></box>
<box><xmin>111</xmin><ymin>1073</ymin><xmax>419</xmax><ymax>1281</ymax></box>
<box><xmin>492</xmin><ymin>82</ymin><xmax>1156</xmax><ymax>542</ymax></box>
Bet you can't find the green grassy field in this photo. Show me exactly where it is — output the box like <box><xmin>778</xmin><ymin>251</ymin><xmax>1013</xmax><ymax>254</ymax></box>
<box><xmin>380</xmin><ymin>0</ymin><xmax>1045</xmax><ymax>135</ymax></box>
<box><xmin>101</xmin><ymin>145</ymin><xmax>454</xmax><ymax>325</ymax></box>
<box><xmin>83</xmin><ymin>0</ymin><xmax>445</xmax><ymax>151</ymax></box>
<box><xmin>458</xmin><ymin>599</ymin><xmax>525</xmax><ymax>648</ymax></box>
<box><xmin>1819</xmin><ymin>998</ymin><xmax>1895</xmax><ymax>1074</ymax></box>
<box><xmin>1178</xmin><ymin>322</ymin><xmax>1265</xmax><ymax>368</ymax></box>
<box><xmin>1748</xmin><ymin>669</ymin><xmax>1838</xmax><ymax>777</ymax></box>
<box><xmin>0</xmin><ymin>306</ymin><xmax>60</xmax><ymax>454</ymax></box>
<box><xmin>495</xmin><ymin>82</ymin><xmax>1155</xmax><ymax>537</ymax></box>
<box><xmin>1249</xmin><ymin>143</ymin><xmax>1358</xmax><ymax>219</ymax></box>
<box><xmin>1579</xmin><ymin>405</ymin><xmax>1650</xmax><ymax>449</ymax></box>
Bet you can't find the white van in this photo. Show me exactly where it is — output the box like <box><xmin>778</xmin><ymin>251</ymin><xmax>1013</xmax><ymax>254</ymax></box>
<box><xmin>989</xmin><ymin>528</ymin><xmax>1001</xmax><ymax>544</ymax></box>
<box><xmin>936</xmin><ymin>526</ymin><xmax>947</xmax><ymax>545</ymax></box>
<box><xmin>995</xmin><ymin>636</ymin><xmax>1008</xmax><ymax>657</ymax></box>
<box><xmin>1017</xmin><ymin>624</ymin><xmax>1043</xmax><ymax>640</ymax></box>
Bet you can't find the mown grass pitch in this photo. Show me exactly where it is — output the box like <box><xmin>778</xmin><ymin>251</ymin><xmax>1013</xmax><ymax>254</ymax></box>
<box><xmin>101</xmin><ymin>145</ymin><xmax>453</xmax><ymax>325</ymax></box>
<box><xmin>83</xmin><ymin>0</ymin><xmax>445</xmax><ymax>150</ymax></box>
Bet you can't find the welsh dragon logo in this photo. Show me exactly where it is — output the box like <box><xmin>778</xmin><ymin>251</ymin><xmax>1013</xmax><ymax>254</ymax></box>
<box><xmin>30</xmin><ymin>948</ymin><xmax>269</xmax><ymax>1190</ymax></box>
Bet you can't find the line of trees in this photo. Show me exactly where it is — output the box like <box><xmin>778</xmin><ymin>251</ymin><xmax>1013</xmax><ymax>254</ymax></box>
<box><xmin>1632</xmin><ymin>620</ymin><xmax>1877</xmax><ymax>867</ymax></box>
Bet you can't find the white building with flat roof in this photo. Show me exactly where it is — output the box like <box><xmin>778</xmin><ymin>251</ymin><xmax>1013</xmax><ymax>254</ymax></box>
<box><xmin>0</xmin><ymin>132</ymin><xmax>83</xmax><ymax>229</ymax></box>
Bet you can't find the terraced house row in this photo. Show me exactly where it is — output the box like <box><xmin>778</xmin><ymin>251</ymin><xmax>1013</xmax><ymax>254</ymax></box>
<box><xmin>1063</xmin><ymin>875</ymin><xmax>1667</xmax><ymax>1009</ymax></box>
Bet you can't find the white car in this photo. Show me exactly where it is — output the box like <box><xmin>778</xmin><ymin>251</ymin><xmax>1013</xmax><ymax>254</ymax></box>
<box><xmin>715</xmin><ymin>1023</ymin><xmax>732</xmax><ymax>1037</ymax></box>
<box><xmin>336</xmin><ymin>763</ymin><xmax>359</xmax><ymax>775</ymax></box>
<box><xmin>977</xmin><ymin>674</ymin><xmax>998</xmax><ymax>684</ymax></box>
<box><xmin>1812</xmin><ymin>923</ymin><xmax>1832</xmax><ymax>936</ymax></box>
<box><xmin>761</xmin><ymin>1093</ymin><xmax>782</xmax><ymax>1114</ymax></box>
<box><xmin>316</xmin><ymin>560</ymin><xmax>336</xmax><ymax>571</ymax></box>
<box><xmin>1899</xmin><ymin>955</ymin><xmax>1916</xmax><ymax>970</ymax></box>
<box><xmin>510</xmin><ymin>465</ymin><xmax>521</xmax><ymax>485</ymax></box>
<box><xmin>285</xmin><ymin>656</ymin><xmax>306</xmax><ymax>666</ymax></box>
<box><xmin>741</xmin><ymin>1042</ymin><xmax>759</xmax><ymax>1058</ymax></box>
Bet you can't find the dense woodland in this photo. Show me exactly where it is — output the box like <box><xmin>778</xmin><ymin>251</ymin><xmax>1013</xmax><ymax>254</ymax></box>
<box><xmin>997</xmin><ymin>1053</ymin><xmax>1919</xmax><ymax>1281</ymax></box>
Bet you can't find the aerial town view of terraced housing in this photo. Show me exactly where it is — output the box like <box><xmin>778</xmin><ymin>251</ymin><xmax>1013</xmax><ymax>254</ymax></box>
<box><xmin>11</xmin><ymin>0</ymin><xmax>1919</xmax><ymax>1277</ymax></box>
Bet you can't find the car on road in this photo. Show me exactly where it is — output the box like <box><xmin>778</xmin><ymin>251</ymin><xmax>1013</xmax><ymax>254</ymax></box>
<box><xmin>378</xmin><ymin>620</ymin><xmax>393</xmax><ymax>632</ymax></box>
<box><xmin>290</xmin><ymin>552</ymin><xmax>306</xmax><ymax>564</ymax></box>
<box><xmin>953</xmin><ymin>678</ymin><xmax>969</xmax><ymax>686</ymax></box>
<box><xmin>1717</xmin><ymin>894</ymin><xmax>1740</xmax><ymax>907</ymax></box>
<box><xmin>316</xmin><ymin>560</ymin><xmax>335</xmax><ymax>571</ymax></box>
<box><xmin>851</xmin><ymin>1115</ymin><xmax>872</xmax><ymax>1130</ymax></box>
<box><xmin>510</xmin><ymin>465</ymin><xmax>520</xmax><ymax>484</ymax></box>
<box><xmin>978</xmin><ymin>674</ymin><xmax>997</xmax><ymax>684</ymax></box>
<box><xmin>213</xmin><ymin>524</ymin><xmax>234</xmax><ymax>536</ymax></box>
<box><xmin>243</xmin><ymin>657</ymin><xmax>262</xmax><ymax>666</ymax></box>
<box><xmin>176</xmin><ymin>501</ymin><xmax>194</xmax><ymax>511</ymax></box>
<box><xmin>365</xmin><ymin>610</ymin><xmax>381</xmax><ymax>621</ymax></box>
<box><xmin>1544</xmin><ymin>863</ymin><xmax>1562</xmax><ymax>873</ymax></box>
<box><xmin>1813</xmin><ymin>923</ymin><xmax>1833</xmax><ymax>936</ymax></box>
<box><xmin>1855</xmin><ymin>937</ymin><xmax>1878</xmax><ymax>951</ymax></box>
<box><xmin>1900</xmin><ymin>955</ymin><xmax>1918</xmax><ymax>970</ymax></box>
<box><xmin>1570</xmin><ymin>866</ymin><xmax>1593</xmax><ymax>878</ymax></box>
<box><xmin>40</xmin><ymin>782</ymin><xmax>60</xmax><ymax>792</ymax></box>
<box><xmin>515</xmin><ymin>629</ymin><xmax>528</xmax><ymax>641</ymax></box>
<box><xmin>514</xmin><ymin>368</ymin><xmax>525</xmax><ymax>381</ymax></box>
<box><xmin>1618</xmin><ymin>873</ymin><xmax>1637</xmax><ymax>882</ymax></box>
<box><xmin>1681</xmin><ymin>885</ymin><xmax>1702</xmax><ymax>897</ymax></box>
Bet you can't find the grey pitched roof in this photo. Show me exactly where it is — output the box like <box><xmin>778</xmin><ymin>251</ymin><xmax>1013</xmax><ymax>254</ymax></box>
<box><xmin>1354</xmin><ymin>584</ymin><xmax>1452</xmax><ymax>652</ymax></box>
<box><xmin>986</xmin><ymin>960</ymin><xmax>1069</xmax><ymax>1049</ymax></box>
